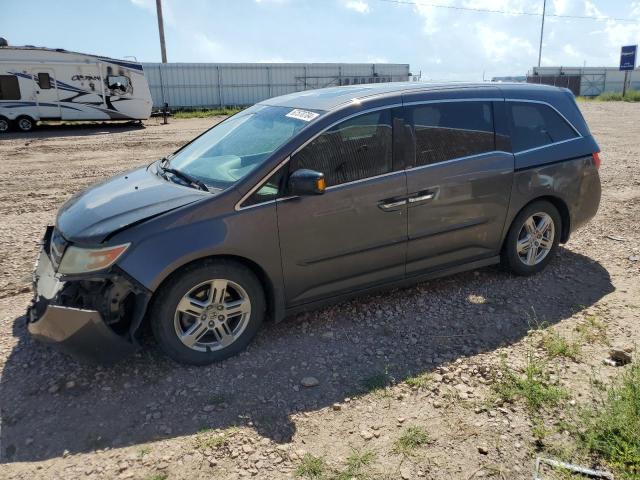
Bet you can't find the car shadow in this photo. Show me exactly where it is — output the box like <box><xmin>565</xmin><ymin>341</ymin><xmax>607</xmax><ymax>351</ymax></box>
<box><xmin>1</xmin><ymin>121</ymin><xmax>145</xmax><ymax>139</ymax></box>
<box><xmin>0</xmin><ymin>248</ymin><xmax>613</xmax><ymax>463</ymax></box>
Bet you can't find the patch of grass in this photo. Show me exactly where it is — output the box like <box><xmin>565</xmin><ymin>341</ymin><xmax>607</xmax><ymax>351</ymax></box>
<box><xmin>405</xmin><ymin>371</ymin><xmax>432</xmax><ymax>389</ymax></box>
<box><xmin>145</xmin><ymin>474</ymin><xmax>168</xmax><ymax>480</ymax></box>
<box><xmin>575</xmin><ymin>314</ymin><xmax>609</xmax><ymax>345</ymax></box>
<box><xmin>173</xmin><ymin>107</ymin><xmax>244</xmax><ymax>118</ymax></box>
<box><xmin>296</xmin><ymin>454</ymin><xmax>326</xmax><ymax>478</ymax></box>
<box><xmin>336</xmin><ymin>449</ymin><xmax>376</xmax><ymax>480</ymax></box>
<box><xmin>138</xmin><ymin>446</ymin><xmax>152</xmax><ymax>458</ymax></box>
<box><xmin>575</xmin><ymin>361</ymin><xmax>640</xmax><ymax>478</ymax></box>
<box><xmin>578</xmin><ymin>90</ymin><xmax>640</xmax><ymax>102</ymax></box>
<box><xmin>194</xmin><ymin>428</ymin><xmax>237</xmax><ymax>450</ymax></box>
<box><xmin>360</xmin><ymin>370</ymin><xmax>391</xmax><ymax>394</ymax></box>
<box><xmin>493</xmin><ymin>352</ymin><xmax>569</xmax><ymax>411</ymax></box>
<box><xmin>392</xmin><ymin>426</ymin><xmax>431</xmax><ymax>456</ymax></box>
<box><xmin>540</xmin><ymin>330</ymin><xmax>581</xmax><ymax>361</ymax></box>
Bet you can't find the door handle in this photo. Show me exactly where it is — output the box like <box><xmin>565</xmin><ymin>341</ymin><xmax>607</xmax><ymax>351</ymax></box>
<box><xmin>378</xmin><ymin>199</ymin><xmax>407</xmax><ymax>211</ymax></box>
<box><xmin>408</xmin><ymin>193</ymin><xmax>435</xmax><ymax>203</ymax></box>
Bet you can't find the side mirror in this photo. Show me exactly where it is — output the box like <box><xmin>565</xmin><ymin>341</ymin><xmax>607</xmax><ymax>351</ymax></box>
<box><xmin>288</xmin><ymin>169</ymin><xmax>326</xmax><ymax>196</ymax></box>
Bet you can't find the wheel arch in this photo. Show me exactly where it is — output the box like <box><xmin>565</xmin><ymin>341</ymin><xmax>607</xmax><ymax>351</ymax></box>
<box><xmin>503</xmin><ymin>195</ymin><xmax>571</xmax><ymax>248</ymax></box>
<box><xmin>145</xmin><ymin>253</ymin><xmax>280</xmax><ymax>328</ymax></box>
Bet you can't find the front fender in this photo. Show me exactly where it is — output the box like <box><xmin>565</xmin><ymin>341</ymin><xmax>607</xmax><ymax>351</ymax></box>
<box><xmin>113</xmin><ymin>201</ymin><xmax>285</xmax><ymax>318</ymax></box>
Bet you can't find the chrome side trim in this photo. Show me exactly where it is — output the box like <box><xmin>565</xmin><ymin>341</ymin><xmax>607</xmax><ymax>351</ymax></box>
<box><xmin>405</xmin><ymin>150</ymin><xmax>513</xmax><ymax>173</ymax></box>
<box><xmin>512</xmin><ymin>136</ymin><xmax>582</xmax><ymax>155</ymax></box>
<box><xmin>504</xmin><ymin>98</ymin><xmax>583</xmax><ymax>137</ymax></box>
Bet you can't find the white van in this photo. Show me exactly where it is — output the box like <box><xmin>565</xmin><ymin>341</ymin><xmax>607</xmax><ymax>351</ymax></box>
<box><xmin>0</xmin><ymin>46</ymin><xmax>152</xmax><ymax>132</ymax></box>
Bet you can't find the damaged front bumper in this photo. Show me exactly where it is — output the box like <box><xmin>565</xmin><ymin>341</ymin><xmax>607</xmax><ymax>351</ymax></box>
<box><xmin>27</xmin><ymin>226</ymin><xmax>151</xmax><ymax>363</ymax></box>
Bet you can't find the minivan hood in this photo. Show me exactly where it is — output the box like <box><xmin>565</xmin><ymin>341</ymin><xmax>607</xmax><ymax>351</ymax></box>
<box><xmin>57</xmin><ymin>165</ymin><xmax>210</xmax><ymax>244</ymax></box>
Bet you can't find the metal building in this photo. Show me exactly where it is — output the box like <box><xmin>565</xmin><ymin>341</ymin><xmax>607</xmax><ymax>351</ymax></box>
<box><xmin>528</xmin><ymin>66</ymin><xmax>640</xmax><ymax>96</ymax></box>
<box><xmin>140</xmin><ymin>62</ymin><xmax>412</xmax><ymax>109</ymax></box>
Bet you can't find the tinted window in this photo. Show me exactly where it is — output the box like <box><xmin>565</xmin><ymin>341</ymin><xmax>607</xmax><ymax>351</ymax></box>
<box><xmin>291</xmin><ymin>109</ymin><xmax>393</xmax><ymax>187</ymax></box>
<box><xmin>0</xmin><ymin>75</ymin><xmax>20</xmax><ymax>100</ymax></box>
<box><xmin>410</xmin><ymin>101</ymin><xmax>495</xmax><ymax>166</ymax></box>
<box><xmin>508</xmin><ymin>101</ymin><xmax>578</xmax><ymax>152</ymax></box>
<box><xmin>37</xmin><ymin>72</ymin><xmax>51</xmax><ymax>89</ymax></box>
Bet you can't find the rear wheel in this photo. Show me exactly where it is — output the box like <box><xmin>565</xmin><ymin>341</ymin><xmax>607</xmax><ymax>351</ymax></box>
<box><xmin>150</xmin><ymin>260</ymin><xmax>265</xmax><ymax>365</ymax></box>
<box><xmin>16</xmin><ymin>116</ymin><xmax>35</xmax><ymax>132</ymax></box>
<box><xmin>0</xmin><ymin>117</ymin><xmax>9</xmax><ymax>133</ymax></box>
<box><xmin>502</xmin><ymin>200</ymin><xmax>561</xmax><ymax>276</ymax></box>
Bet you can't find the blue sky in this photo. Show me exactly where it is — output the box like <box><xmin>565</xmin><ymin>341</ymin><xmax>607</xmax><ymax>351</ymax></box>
<box><xmin>2</xmin><ymin>0</ymin><xmax>639</xmax><ymax>80</ymax></box>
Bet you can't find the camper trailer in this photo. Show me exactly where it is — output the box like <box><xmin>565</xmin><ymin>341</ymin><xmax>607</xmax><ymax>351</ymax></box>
<box><xmin>0</xmin><ymin>45</ymin><xmax>152</xmax><ymax>132</ymax></box>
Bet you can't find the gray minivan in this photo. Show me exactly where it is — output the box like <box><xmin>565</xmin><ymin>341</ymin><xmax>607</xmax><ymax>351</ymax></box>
<box><xmin>27</xmin><ymin>82</ymin><xmax>601</xmax><ymax>365</ymax></box>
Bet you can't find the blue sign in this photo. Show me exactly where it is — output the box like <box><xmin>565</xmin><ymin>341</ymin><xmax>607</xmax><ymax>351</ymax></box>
<box><xmin>620</xmin><ymin>45</ymin><xmax>637</xmax><ymax>71</ymax></box>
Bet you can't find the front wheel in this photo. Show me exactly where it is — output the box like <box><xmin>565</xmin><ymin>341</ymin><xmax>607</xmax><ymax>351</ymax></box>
<box><xmin>150</xmin><ymin>260</ymin><xmax>265</xmax><ymax>365</ymax></box>
<box><xmin>501</xmin><ymin>201</ymin><xmax>561</xmax><ymax>276</ymax></box>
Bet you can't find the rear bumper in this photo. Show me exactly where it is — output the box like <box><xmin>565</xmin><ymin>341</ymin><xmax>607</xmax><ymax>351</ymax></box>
<box><xmin>26</xmin><ymin>227</ymin><xmax>147</xmax><ymax>363</ymax></box>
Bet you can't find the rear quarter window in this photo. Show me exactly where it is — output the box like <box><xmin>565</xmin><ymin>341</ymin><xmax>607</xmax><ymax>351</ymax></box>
<box><xmin>508</xmin><ymin>101</ymin><xmax>579</xmax><ymax>152</ymax></box>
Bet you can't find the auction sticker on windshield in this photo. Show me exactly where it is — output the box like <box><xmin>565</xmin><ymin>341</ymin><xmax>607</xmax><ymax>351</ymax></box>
<box><xmin>285</xmin><ymin>109</ymin><xmax>320</xmax><ymax>122</ymax></box>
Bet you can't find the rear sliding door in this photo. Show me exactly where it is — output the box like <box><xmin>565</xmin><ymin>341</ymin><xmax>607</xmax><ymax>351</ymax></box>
<box><xmin>403</xmin><ymin>97</ymin><xmax>514</xmax><ymax>275</ymax></box>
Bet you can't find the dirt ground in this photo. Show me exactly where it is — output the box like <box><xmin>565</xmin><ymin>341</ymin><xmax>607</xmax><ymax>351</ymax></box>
<box><xmin>0</xmin><ymin>103</ymin><xmax>638</xmax><ymax>479</ymax></box>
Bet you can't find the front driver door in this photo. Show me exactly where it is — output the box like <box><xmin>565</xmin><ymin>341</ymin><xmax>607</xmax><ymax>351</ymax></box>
<box><xmin>276</xmin><ymin>108</ymin><xmax>408</xmax><ymax>306</ymax></box>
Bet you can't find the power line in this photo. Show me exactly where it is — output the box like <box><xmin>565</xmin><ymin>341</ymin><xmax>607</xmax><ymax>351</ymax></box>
<box><xmin>375</xmin><ymin>0</ymin><xmax>640</xmax><ymax>23</ymax></box>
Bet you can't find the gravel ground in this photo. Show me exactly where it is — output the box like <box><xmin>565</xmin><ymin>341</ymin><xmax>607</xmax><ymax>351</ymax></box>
<box><xmin>0</xmin><ymin>103</ymin><xmax>639</xmax><ymax>479</ymax></box>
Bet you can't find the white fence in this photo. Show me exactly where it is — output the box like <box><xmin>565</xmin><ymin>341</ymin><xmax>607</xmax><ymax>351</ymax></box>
<box><xmin>141</xmin><ymin>62</ymin><xmax>412</xmax><ymax>109</ymax></box>
<box><xmin>531</xmin><ymin>66</ymin><xmax>640</xmax><ymax>96</ymax></box>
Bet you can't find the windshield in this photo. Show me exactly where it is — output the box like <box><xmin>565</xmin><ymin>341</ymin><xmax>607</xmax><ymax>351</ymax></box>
<box><xmin>165</xmin><ymin>105</ymin><xmax>322</xmax><ymax>190</ymax></box>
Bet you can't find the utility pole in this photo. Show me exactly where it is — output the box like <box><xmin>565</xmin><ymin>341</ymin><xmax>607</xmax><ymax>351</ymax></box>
<box><xmin>537</xmin><ymin>0</ymin><xmax>546</xmax><ymax>67</ymax></box>
<box><xmin>156</xmin><ymin>0</ymin><xmax>167</xmax><ymax>63</ymax></box>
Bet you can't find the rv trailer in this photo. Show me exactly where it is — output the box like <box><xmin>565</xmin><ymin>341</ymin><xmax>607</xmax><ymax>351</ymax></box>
<box><xmin>0</xmin><ymin>46</ymin><xmax>152</xmax><ymax>132</ymax></box>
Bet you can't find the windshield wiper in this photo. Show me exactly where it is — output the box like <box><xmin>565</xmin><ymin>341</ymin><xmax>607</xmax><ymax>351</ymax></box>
<box><xmin>159</xmin><ymin>160</ymin><xmax>210</xmax><ymax>192</ymax></box>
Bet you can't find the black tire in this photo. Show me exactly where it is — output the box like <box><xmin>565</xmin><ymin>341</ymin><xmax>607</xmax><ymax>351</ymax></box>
<box><xmin>0</xmin><ymin>117</ymin><xmax>9</xmax><ymax>133</ymax></box>
<box><xmin>16</xmin><ymin>116</ymin><xmax>35</xmax><ymax>132</ymax></box>
<box><xmin>501</xmin><ymin>200</ymin><xmax>562</xmax><ymax>276</ymax></box>
<box><xmin>150</xmin><ymin>260</ymin><xmax>266</xmax><ymax>365</ymax></box>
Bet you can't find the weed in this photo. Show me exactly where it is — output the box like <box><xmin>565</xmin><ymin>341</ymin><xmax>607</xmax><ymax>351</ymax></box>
<box><xmin>145</xmin><ymin>474</ymin><xmax>168</xmax><ymax>480</ymax></box>
<box><xmin>575</xmin><ymin>315</ymin><xmax>608</xmax><ymax>345</ymax></box>
<box><xmin>493</xmin><ymin>351</ymin><xmax>568</xmax><ymax>411</ymax></box>
<box><xmin>575</xmin><ymin>361</ymin><xmax>640</xmax><ymax>478</ymax></box>
<box><xmin>296</xmin><ymin>454</ymin><xmax>326</xmax><ymax>478</ymax></box>
<box><xmin>172</xmin><ymin>107</ymin><xmax>244</xmax><ymax>118</ymax></box>
<box><xmin>393</xmin><ymin>426</ymin><xmax>431</xmax><ymax>456</ymax></box>
<box><xmin>405</xmin><ymin>371</ymin><xmax>432</xmax><ymax>389</ymax></box>
<box><xmin>335</xmin><ymin>449</ymin><xmax>376</xmax><ymax>480</ymax></box>
<box><xmin>540</xmin><ymin>330</ymin><xmax>581</xmax><ymax>361</ymax></box>
<box><xmin>361</xmin><ymin>369</ymin><xmax>392</xmax><ymax>394</ymax></box>
<box><xmin>138</xmin><ymin>446</ymin><xmax>152</xmax><ymax>458</ymax></box>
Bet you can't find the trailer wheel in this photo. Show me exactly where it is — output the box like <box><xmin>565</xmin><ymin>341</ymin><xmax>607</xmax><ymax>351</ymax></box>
<box><xmin>16</xmin><ymin>116</ymin><xmax>35</xmax><ymax>132</ymax></box>
<box><xmin>0</xmin><ymin>117</ymin><xmax>9</xmax><ymax>133</ymax></box>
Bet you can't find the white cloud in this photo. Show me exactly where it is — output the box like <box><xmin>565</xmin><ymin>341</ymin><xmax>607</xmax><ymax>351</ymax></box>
<box><xmin>344</xmin><ymin>0</ymin><xmax>370</xmax><ymax>14</ymax></box>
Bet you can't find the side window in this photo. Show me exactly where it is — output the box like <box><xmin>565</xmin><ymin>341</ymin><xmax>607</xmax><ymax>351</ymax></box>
<box><xmin>37</xmin><ymin>72</ymin><xmax>51</xmax><ymax>89</ymax></box>
<box><xmin>0</xmin><ymin>75</ymin><xmax>21</xmax><ymax>100</ymax></box>
<box><xmin>410</xmin><ymin>101</ymin><xmax>495</xmax><ymax>166</ymax></box>
<box><xmin>107</xmin><ymin>75</ymin><xmax>132</xmax><ymax>95</ymax></box>
<box><xmin>242</xmin><ymin>169</ymin><xmax>285</xmax><ymax>207</ymax></box>
<box><xmin>508</xmin><ymin>101</ymin><xmax>578</xmax><ymax>152</ymax></box>
<box><xmin>291</xmin><ymin>109</ymin><xmax>393</xmax><ymax>187</ymax></box>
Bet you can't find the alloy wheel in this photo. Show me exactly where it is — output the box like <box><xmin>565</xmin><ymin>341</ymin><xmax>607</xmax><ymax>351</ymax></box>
<box><xmin>0</xmin><ymin>119</ymin><xmax>8</xmax><ymax>132</ymax></box>
<box><xmin>516</xmin><ymin>212</ymin><xmax>555</xmax><ymax>266</ymax></box>
<box><xmin>173</xmin><ymin>279</ymin><xmax>251</xmax><ymax>352</ymax></box>
<box><xmin>18</xmin><ymin>118</ymin><xmax>33</xmax><ymax>131</ymax></box>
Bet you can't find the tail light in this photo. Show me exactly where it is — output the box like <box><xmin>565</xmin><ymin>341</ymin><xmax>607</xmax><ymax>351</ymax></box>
<box><xmin>593</xmin><ymin>151</ymin><xmax>601</xmax><ymax>169</ymax></box>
